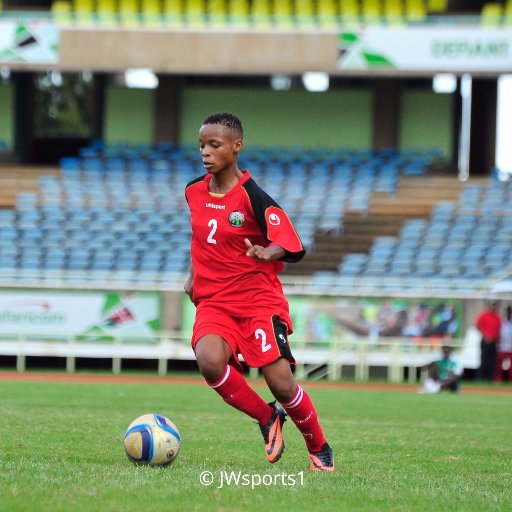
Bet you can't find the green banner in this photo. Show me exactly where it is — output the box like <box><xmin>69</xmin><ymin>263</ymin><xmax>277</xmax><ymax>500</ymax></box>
<box><xmin>0</xmin><ymin>20</ymin><xmax>59</xmax><ymax>64</ymax></box>
<box><xmin>0</xmin><ymin>290</ymin><xmax>161</xmax><ymax>343</ymax></box>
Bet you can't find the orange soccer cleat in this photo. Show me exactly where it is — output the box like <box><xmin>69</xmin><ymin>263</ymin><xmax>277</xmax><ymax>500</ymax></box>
<box><xmin>308</xmin><ymin>443</ymin><xmax>335</xmax><ymax>472</ymax></box>
<box><xmin>258</xmin><ymin>401</ymin><xmax>286</xmax><ymax>463</ymax></box>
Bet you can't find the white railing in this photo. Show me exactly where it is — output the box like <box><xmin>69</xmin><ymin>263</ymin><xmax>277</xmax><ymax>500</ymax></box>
<box><xmin>0</xmin><ymin>328</ymin><xmax>480</xmax><ymax>383</ymax></box>
<box><xmin>0</xmin><ymin>331</ymin><xmax>194</xmax><ymax>376</ymax></box>
<box><xmin>290</xmin><ymin>331</ymin><xmax>479</xmax><ymax>382</ymax></box>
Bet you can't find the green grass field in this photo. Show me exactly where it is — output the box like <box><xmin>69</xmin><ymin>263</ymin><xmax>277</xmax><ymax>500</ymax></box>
<box><xmin>1</xmin><ymin>376</ymin><xmax>511</xmax><ymax>512</ymax></box>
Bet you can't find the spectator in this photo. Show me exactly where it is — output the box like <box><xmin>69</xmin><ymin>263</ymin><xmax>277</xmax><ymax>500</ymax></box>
<box><xmin>476</xmin><ymin>301</ymin><xmax>501</xmax><ymax>382</ymax></box>
<box><xmin>496</xmin><ymin>305</ymin><xmax>512</xmax><ymax>383</ymax></box>
<box><xmin>419</xmin><ymin>345</ymin><xmax>463</xmax><ymax>393</ymax></box>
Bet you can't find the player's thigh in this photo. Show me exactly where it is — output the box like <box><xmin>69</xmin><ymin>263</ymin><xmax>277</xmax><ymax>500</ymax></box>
<box><xmin>192</xmin><ymin>310</ymin><xmax>241</xmax><ymax>379</ymax></box>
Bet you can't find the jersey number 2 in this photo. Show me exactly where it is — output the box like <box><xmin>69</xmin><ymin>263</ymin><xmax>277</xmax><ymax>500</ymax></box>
<box><xmin>207</xmin><ymin>219</ymin><xmax>217</xmax><ymax>244</ymax></box>
<box><xmin>256</xmin><ymin>328</ymin><xmax>272</xmax><ymax>353</ymax></box>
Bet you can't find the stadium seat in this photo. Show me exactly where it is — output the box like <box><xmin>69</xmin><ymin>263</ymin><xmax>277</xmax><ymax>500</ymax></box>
<box><xmin>295</xmin><ymin>0</ymin><xmax>315</xmax><ymax>26</ymax></box>
<box><xmin>52</xmin><ymin>1</ymin><xmax>73</xmax><ymax>25</ymax></box>
<box><xmin>274</xmin><ymin>0</ymin><xmax>295</xmax><ymax>28</ymax></box>
<box><xmin>481</xmin><ymin>3</ymin><xmax>503</xmax><ymax>26</ymax></box>
<box><xmin>251</xmin><ymin>0</ymin><xmax>272</xmax><ymax>27</ymax></box>
<box><xmin>119</xmin><ymin>0</ymin><xmax>140</xmax><ymax>26</ymax></box>
<box><xmin>317</xmin><ymin>0</ymin><xmax>338</xmax><ymax>28</ymax></box>
<box><xmin>184</xmin><ymin>0</ymin><xmax>205</xmax><ymax>26</ymax></box>
<box><xmin>505</xmin><ymin>0</ymin><xmax>512</xmax><ymax>25</ymax></box>
<box><xmin>73</xmin><ymin>0</ymin><xmax>95</xmax><ymax>24</ymax></box>
<box><xmin>361</xmin><ymin>0</ymin><xmax>382</xmax><ymax>25</ymax></box>
<box><xmin>97</xmin><ymin>0</ymin><xmax>118</xmax><ymax>25</ymax></box>
<box><xmin>142</xmin><ymin>0</ymin><xmax>162</xmax><ymax>25</ymax></box>
<box><xmin>383</xmin><ymin>0</ymin><xmax>404</xmax><ymax>25</ymax></box>
<box><xmin>405</xmin><ymin>0</ymin><xmax>427</xmax><ymax>23</ymax></box>
<box><xmin>339</xmin><ymin>0</ymin><xmax>359</xmax><ymax>26</ymax></box>
<box><xmin>163</xmin><ymin>0</ymin><xmax>184</xmax><ymax>25</ymax></box>
<box><xmin>206</xmin><ymin>0</ymin><xmax>227</xmax><ymax>26</ymax></box>
<box><xmin>426</xmin><ymin>0</ymin><xmax>447</xmax><ymax>13</ymax></box>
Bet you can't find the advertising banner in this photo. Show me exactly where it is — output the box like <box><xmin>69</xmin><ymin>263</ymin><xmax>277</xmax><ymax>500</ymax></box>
<box><xmin>0</xmin><ymin>20</ymin><xmax>59</xmax><ymax>64</ymax></box>
<box><xmin>182</xmin><ymin>295</ymin><xmax>463</xmax><ymax>346</ymax></box>
<box><xmin>338</xmin><ymin>28</ymin><xmax>512</xmax><ymax>72</ymax></box>
<box><xmin>0</xmin><ymin>290</ymin><xmax>161</xmax><ymax>342</ymax></box>
<box><xmin>288</xmin><ymin>297</ymin><xmax>463</xmax><ymax>345</ymax></box>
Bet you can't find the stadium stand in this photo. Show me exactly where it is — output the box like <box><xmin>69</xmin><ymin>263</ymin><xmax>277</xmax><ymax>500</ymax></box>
<box><xmin>6</xmin><ymin>142</ymin><xmax>511</xmax><ymax>297</ymax></box>
<box><xmin>45</xmin><ymin>0</ymin><xmax>458</xmax><ymax>27</ymax></box>
<box><xmin>316</xmin><ymin>173</ymin><xmax>512</xmax><ymax>294</ymax></box>
<box><xmin>0</xmin><ymin>143</ymin><xmax>445</xmax><ymax>287</ymax></box>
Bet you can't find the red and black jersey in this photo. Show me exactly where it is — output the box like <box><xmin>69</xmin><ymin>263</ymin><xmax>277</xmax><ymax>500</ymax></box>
<box><xmin>185</xmin><ymin>170</ymin><xmax>305</xmax><ymax>320</ymax></box>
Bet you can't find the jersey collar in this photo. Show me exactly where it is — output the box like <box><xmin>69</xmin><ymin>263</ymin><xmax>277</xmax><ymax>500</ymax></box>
<box><xmin>204</xmin><ymin>170</ymin><xmax>251</xmax><ymax>195</ymax></box>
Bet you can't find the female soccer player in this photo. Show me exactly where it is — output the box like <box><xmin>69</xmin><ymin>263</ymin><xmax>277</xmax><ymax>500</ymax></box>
<box><xmin>184</xmin><ymin>112</ymin><xmax>333</xmax><ymax>471</ymax></box>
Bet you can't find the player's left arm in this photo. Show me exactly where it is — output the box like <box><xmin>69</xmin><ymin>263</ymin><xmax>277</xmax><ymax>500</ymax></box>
<box><xmin>244</xmin><ymin>180</ymin><xmax>305</xmax><ymax>263</ymax></box>
<box><xmin>263</xmin><ymin>206</ymin><xmax>305</xmax><ymax>262</ymax></box>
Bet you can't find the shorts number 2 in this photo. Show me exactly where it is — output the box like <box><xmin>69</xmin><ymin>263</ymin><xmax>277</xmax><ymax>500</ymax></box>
<box><xmin>256</xmin><ymin>328</ymin><xmax>272</xmax><ymax>353</ymax></box>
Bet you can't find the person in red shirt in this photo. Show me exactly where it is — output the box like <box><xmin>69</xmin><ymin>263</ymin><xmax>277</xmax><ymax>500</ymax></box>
<box><xmin>184</xmin><ymin>112</ymin><xmax>333</xmax><ymax>471</ymax></box>
<box><xmin>475</xmin><ymin>301</ymin><xmax>501</xmax><ymax>381</ymax></box>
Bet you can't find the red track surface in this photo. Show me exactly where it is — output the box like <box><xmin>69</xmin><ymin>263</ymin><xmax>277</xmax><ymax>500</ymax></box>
<box><xmin>1</xmin><ymin>371</ymin><xmax>511</xmax><ymax>395</ymax></box>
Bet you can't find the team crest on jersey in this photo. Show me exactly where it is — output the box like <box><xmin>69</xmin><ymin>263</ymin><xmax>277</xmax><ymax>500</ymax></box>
<box><xmin>229</xmin><ymin>210</ymin><xmax>245</xmax><ymax>227</ymax></box>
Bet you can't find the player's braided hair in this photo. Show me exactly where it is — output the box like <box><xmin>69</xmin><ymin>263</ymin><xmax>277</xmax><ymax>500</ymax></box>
<box><xmin>202</xmin><ymin>112</ymin><xmax>244</xmax><ymax>139</ymax></box>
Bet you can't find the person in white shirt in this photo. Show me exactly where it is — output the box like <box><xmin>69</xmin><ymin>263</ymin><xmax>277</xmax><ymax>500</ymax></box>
<box><xmin>496</xmin><ymin>305</ymin><xmax>512</xmax><ymax>383</ymax></box>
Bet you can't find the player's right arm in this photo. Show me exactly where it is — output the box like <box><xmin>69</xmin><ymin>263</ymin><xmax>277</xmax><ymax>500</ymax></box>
<box><xmin>184</xmin><ymin>176</ymin><xmax>205</xmax><ymax>303</ymax></box>
<box><xmin>184</xmin><ymin>264</ymin><xmax>194</xmax><ymax>302</ymax></box>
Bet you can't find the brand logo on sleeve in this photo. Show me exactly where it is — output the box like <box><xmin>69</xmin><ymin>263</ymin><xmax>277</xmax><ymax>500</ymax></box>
<box><xmin>228</xmin><ymin>210</ymin><xmax>245</xmax><ymax>227</ymax></box>
<box><xmin>268</xmin><ymin>213</ymin><xmax>281</xmax><ymax>226</ymax></box>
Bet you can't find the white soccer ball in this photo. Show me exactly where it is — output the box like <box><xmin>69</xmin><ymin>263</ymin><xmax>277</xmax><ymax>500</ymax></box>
<box><xmin>124</xmin><ymin>413</ymin><xmax>181</xmax><ymax>467</ymax></box>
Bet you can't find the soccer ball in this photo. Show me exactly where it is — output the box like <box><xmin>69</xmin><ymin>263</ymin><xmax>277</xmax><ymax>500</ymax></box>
<box><xmin>124</xmin><ymin>413</ymin><xmax>181</xmax><ymax>467</ymax></box>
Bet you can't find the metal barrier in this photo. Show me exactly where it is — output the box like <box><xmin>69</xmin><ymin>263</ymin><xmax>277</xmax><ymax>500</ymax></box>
<box><xmin>0</xmin><ymin>329</ymin><xmax>480</xmax><ymax>382</ymax></box>
<box><xmin>291</xmin><ymin>333</ymin><xmax>480</xmax><ymax>383</ymax></box>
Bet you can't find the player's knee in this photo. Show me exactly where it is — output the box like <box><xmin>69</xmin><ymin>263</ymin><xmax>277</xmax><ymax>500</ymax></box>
<box><xmin>196</xmin><ymin>352</ymin><xmax>226</xmax><ymax>382</ymax></box>
<box><xmin>197</xmin><ymin>359</ymin><xmax>225</xmax><ymax>382</ymax></box>
<box><xmin>269</xmin><ymin>380</ymin><xmax>296</xmax><ymax>403</ymax></box>
<box><xmin>195</xmin><ymin>336</ymin><xmax>230</xmax><ymax>382</ymax></box>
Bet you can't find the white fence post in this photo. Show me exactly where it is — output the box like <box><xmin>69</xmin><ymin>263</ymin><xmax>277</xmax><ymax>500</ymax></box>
<box><xmin>328</xmin><ymin>336</ymin><xmax>341</xmax><ymax>381</ymax></box>
<box><xmin>66</xmin><ymin>335</ymin><xmax>76</xmax><ymax>373</ymax></box>
<box><xmin>295</xmin><ymin>338</ymin><xmax>306</xmax><ymax>380</ymax></box>
<box><xmin>157</xmin><ymin>332</ymin><xmax>167</xmax><ymax>376</ymax></box>
<box><xmin>16</xmin><ymin>334</ymin><xmax>26</xmax><ymax>372</ymax></box>
<box><xmin>112</xmin><ymin>336</ymin><xmax>121</xmax><ymax>374</ymax></box>
<box><xmin>355</xmin><ymin>342</ymin><xmax>368</xmax><ymax>381</ymax></box>
<box><xmin>389</xmin><ymin>341</ymin><xmax>401</xmax><ymax>383</ymax></box>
